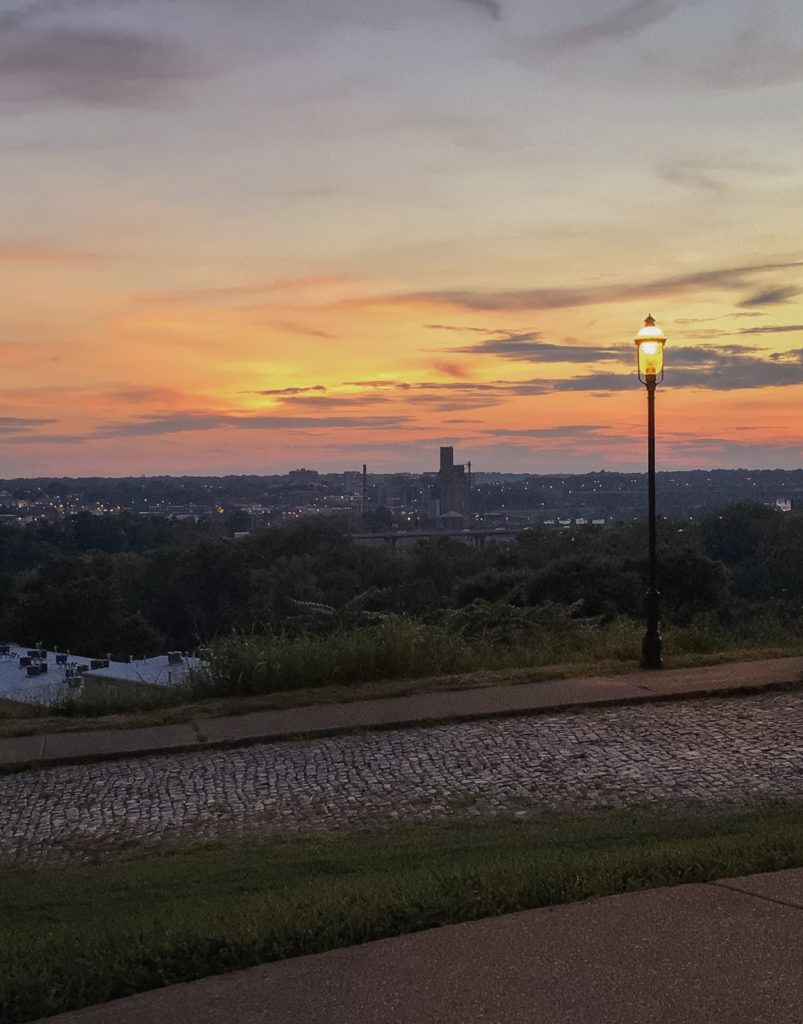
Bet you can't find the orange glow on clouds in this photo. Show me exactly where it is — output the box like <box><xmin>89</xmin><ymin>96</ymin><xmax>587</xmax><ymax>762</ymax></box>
<box><xmin>2</xmin><ymin>1</ymin><xmax>803</xmax><ymax>475</ymax></box>
<box><xmin>2</xmin><ymin>259</ymin><xmax>803</xmax><ymax>475</ymax></box>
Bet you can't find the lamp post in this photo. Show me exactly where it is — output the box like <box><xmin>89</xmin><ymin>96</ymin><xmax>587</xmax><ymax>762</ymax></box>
<box><xmin>634</xmin><ymin>315</ymin><xmax>666</xmax><ymax>670</ymax></box>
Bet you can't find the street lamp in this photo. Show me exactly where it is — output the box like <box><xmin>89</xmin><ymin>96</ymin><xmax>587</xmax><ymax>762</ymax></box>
<box><xmin>634</xmin><ymin>314</ymin><xmax>666</xmax><ymax>669</ymax></box>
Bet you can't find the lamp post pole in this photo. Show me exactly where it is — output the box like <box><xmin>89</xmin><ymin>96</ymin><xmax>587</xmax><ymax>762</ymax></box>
<box><xmin>634</xmin><ymin>314</ymin><xmax>666</xmax><ymax>670</ymax></box>
<box><xmin>642</xmin><ymin>374</ymin><xmax>661</xmax><ymax>668</ymax></box>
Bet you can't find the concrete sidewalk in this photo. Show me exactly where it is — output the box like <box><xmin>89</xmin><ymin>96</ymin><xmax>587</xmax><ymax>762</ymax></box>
<box><xmin>35</xmin><ymin>867</ymin><xmax>803</xmax><ymax>1024</ymax></box>
<box><xmin>3</xmin><ymin>654</ymin><xmax>803</xmax><ymax>769</ymax></box>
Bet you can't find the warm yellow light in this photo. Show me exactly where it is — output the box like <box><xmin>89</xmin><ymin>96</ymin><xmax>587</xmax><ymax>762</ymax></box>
<box><xmin>634</xmin><ymin>314</ymin><xmax>666</xmax><ymax>381</ymax></box>
<box><xmin>638</xmin><ymin>339</ymin><xmax>663</xmax><ymax>376</ymax></box>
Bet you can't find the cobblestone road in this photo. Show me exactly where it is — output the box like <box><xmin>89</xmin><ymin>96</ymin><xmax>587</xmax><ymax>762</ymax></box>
<box><xmin>2</xmin><ymin>690</ymin><xmax>802</xmax><ymax>867</ymax></box>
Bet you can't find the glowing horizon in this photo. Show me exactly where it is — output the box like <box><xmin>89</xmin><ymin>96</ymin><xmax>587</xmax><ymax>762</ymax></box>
<box><xmin>2</xmin><ymin>0</ymin><xmax>803</xmax><ymax>477</ymax></box>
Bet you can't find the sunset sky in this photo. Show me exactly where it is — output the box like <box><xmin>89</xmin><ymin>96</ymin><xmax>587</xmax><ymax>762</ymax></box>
<box><xmin>2</xmin><ymin>0</ymin><xmax>803</xmax><ymax>476</ymax></box>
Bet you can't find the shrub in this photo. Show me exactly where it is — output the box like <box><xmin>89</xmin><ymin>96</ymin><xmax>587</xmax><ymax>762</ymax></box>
<box><xmin>189</xmin><ymin>617</ymin><xmax>478</xmax><ymax>698</ymax></box>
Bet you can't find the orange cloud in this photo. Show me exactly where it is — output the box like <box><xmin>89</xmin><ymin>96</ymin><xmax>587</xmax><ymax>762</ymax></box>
<box><xmin>0</xmin><ymin>242</ymin><xmax>96</xmax><ymax>263</ymax></box>
<box><xmin>432</xmin><ymin>360</ymin><xmax>470</xmax><ymax>378</ymax></box>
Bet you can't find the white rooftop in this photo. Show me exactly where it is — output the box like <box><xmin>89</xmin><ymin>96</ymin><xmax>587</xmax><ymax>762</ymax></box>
<box><xmin>0</xmin><ymin>644</ymin><xmax>91</xmax><ymax>706</ymax></box>
<box><xmin>0</xmin><ymin>644</ymin><xmax>205</xmax><ymax>706</ymax></box>
<box><xmin>84</xmin><ymin>654</ymin><xmax>204</xmax><ymax>689</ymax></box>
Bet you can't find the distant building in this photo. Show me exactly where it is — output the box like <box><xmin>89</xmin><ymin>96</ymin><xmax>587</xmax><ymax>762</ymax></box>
<box><xmin>288</xmin><ymin>468</ymin><xmax>319</xmax><ymax>484</ymax></box>
<box><xmin>438</xmin><ymin>447</ymin><xmax>469</xmax><ymax>517</ymax></box>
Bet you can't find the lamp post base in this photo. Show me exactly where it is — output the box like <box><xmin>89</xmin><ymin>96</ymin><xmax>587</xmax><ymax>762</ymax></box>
<box><xmin>640</xmin><ymin>631</ymin><xmax>663</xmax><ymax>670</ymax></box>
<box><xmin>640</xmin><ymin>588</ymin><xmax>662</xmax><ymax>670</ymax></box>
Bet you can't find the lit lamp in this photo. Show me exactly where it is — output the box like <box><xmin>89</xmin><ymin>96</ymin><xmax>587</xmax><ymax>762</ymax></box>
<box><xmin>636</xmin><ymin>316</ymin><xmax>666</xmax><ymax>383</ymax></box>
<box><xmin>634</xmin><ymin>314</ymin><xmax>666</xmax><ymax>669</ymax></box>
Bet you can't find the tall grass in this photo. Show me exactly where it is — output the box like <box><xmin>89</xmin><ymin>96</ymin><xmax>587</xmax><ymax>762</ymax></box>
<box><xmin>186</xmin><ymin>613</ymin><xmax>634</xmax><ymax>699</ymax></box>
<box><xmin>17</xmin><ymin>607</ymin><xmax>803</xmax><ymax>718</ymax></box>
<box><xmin>187</xmin><ymin>606</ymin><xmax>803</xmax><ymax>702</ymax></box>
<box><xmin>666</xmin><ymin>607</ymin><xmax>803</xmax><ymax>654</ymax></box>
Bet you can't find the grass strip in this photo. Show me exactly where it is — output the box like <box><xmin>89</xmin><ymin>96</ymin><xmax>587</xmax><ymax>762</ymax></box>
<box><xmin>1</xmin><ymin>642</ymin><xmax>800</xmax><ymax>739</ymax></box>
<box><xmin>2</xmin><ymin>801</ymin><xmax>803</xmax><ymax>1022</ymax></box>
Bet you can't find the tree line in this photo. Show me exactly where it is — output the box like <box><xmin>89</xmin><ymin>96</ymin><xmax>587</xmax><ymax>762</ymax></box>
<box><xmin>0</xmin><ymin>503</ymin><xmax>799</xmax><ymax>659</ymax></box>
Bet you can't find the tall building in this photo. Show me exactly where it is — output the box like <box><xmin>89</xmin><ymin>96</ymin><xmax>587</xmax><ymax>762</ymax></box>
<box><xmin>438</xmin><ymin>447</ymin><xmax>469</xmax><ymax>516</ymax></box>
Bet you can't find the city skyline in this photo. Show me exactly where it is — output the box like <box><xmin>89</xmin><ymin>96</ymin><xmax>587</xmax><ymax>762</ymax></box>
<box><xmin>2</xmin><ymin>0</ymin><xmax>803</xmax><ymax>476</ymax></box>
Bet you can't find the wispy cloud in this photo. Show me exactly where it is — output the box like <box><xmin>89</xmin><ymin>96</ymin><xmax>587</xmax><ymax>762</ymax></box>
<box><xmin>340</xmin><ymin>340</ymin><xmax>803</xmax><ymax>399</ymax></box>
<box><xmin>425</xmin><ymin>323</ymin><xmax>500</xmax><ymax>333</ymax></box>
<box><xmin>487</xmin><ymin>425</ymin><xmax>610</xmax><ymax>438</ymax></box>
<box><xmin>531</xmin><ymin>0</ymin><xmax>687</xmax><ymax>54</ymax></box>
<box><xmin>0</xmin><ymin>416</ymin><xmax>57</xmax><ymax>434</ymax></box>
<box><xmin>391</xmin><ymin>259</ymin><xmax>803</xmax><ymax>313</ymax></box>
<box><xmin>740</xmin><ymin>286</ymin><xmax>800</xmax><ymax>307</ymax></box>
<box><xmin>454</xmin><ymin>0</ymin><xmax>503</xmax><ymax>20</ymax></box>
<box><xmin>669</xmin><ymin>22</ymin><xmax>803</xmax><ymax>91</ymax></box>
<box><xmin>737</xmin><ymin>324</ymin><xmax>803</xmax><ymax>336</ymax></box>
<box><xmin>137</xmin><ymin>262</ymin><xmax>802</xmax><ymax>320</ymax></box>
<box><xmin>658</xmin><ymin>159</ymin><xmax>726</xmax><ymax>193</ymax></box>
<box><xmin>669</xmin><ymin>343</ymin><xmax>763</xmax><ymax>362</ymax></box>
<box><xmin>91</xmin><ymin>411</ymin><xmax>410</xmax><ymax>439</ymax></box>
<box><xmin>136</xmin><ymin>275</ymin><xmax>354</xmax><ymax>308</ymax></box>
<box><xmin>525</xmin><ymin>340</ymin><xmax>803</xmax><ymax>392</ymax></box>
<box><xmin>106</xmin><ymin>387</ymin><xmax>191</xmax><ymax>404</ymax></box>
<box><xmin>0</xmin><ymin>242</ymin><xmax>96</xmax><ymax>263</ymax></box>
<box><xmin>350</xmin><ymin>379</ymin><xmax>549</xmax><ymax>396</ymax></box>
<box><xmin>549</xmin><ymin>358</ymin><xmax>803</xmax><ymax>392</ymax></box>
<box><xmin>256</xmin><ymin>385</ymin><xmax>328</xmax><ymax>396</ymax></box>
<box><xmin>657</xmin><ymin>156</ymin><xmax>788</xmax><ymax>194</ymax></box>
<box><xmin>0</xmin><ymin>1</ymin><xmax>133</xmax><ymax>33</ymax></box>
<box><xmin>448</xmin><ymin>331</ymin><xmax>623</xmax><ymax>362</ymax></box>
<box><xmin>432</xmin><ymin>361</ymin><xmax>470</xmax><ymax>378</ymax></box>
<box><xmin>267</xmin><ymin>394</ymin><xmax>393</xmax><ymax>409</ymax></box>
<box><xmin>0</xmin><ymin>432</ymin><xmax>89</xmax><ymax>446</ymax></box>
<box><xmin>336</xmin><ymin>378</ymin><xmax>533</xmax><ymax>411</ymax></box>
<box><xmin>769</xmin><ymin>349</ymin><xmax>803</xmax><ymax>363</ymax></box>
<box><xmin>0</xmin><ymin>24</ymin><xmax>210</xmax><ymax>107</ymax></box>
<box><xmin>444</xmin><ymin>333</ymin><xmax>784</xmax><ymax>380</ymax></box>
<box><xmin>324</xmin><ymin>377</ymin><xmax>553</xmax><ymax>413</ymax></box>
<box><xmin>547</xmin><ymin>373</ymin><xmax>635</xmax><ymax>393</ymax></box>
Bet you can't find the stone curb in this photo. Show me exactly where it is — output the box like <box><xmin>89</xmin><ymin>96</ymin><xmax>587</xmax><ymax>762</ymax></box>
<box><xmin>2</xmin><ymin>655</ymin><xmax>802</xmax><ymax>772</ymax></box>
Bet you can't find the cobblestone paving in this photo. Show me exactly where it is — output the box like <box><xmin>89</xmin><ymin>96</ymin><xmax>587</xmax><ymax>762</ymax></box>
<box><xmin>2</xmin><ymin>691</ymin><xmax>802</xmax><ymax>867</ymax></box>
